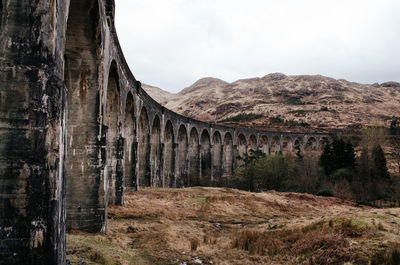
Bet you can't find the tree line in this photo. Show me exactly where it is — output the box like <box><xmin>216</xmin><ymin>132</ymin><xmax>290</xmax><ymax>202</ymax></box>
<box><xmin>227</xmin><ymin>130</ymin><xmax>399</xmax><ymax>204</ymax></box>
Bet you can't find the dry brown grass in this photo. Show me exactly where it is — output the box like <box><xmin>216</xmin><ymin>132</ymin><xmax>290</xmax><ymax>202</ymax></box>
<box><xmin>231</xmin><ymin>218</ymin><xmax>372</xmax><ymax>264</ymax></box>
<box><xmin>68</xmin><ymin>187</ymin><xmax>400</xmax><ymax>265</ymax></box>
<box><xmin>370</xmin><ymin>243</ymin><xmax>400</xmax><ymax>265</ymax></box>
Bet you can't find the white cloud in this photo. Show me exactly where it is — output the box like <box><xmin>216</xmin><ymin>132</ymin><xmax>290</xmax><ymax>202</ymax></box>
<box><xmin>115</xmin><ymin>0</ymin><xmax>400</xmax><ymax>93</ymax></box>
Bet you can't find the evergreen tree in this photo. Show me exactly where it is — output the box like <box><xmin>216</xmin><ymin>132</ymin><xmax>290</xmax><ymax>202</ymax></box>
<box><xmin>320</xmin><ymin>139</ymin><xmax>334</xmax><ymax>175</ymax></box>
<box><xmin>372</xmin><ymin>144</ymin><xmax>390</xmax><ymax>181</ymax></box>
<box><xmin>390</xmin><ymin>119</ymin><xmax>398</xmax><ymax>135</ymax></box>
<box><xmin>320</xmin><ymin>137</ymin><xmax>356</xmax><ymax>183</ymax></box>
<box><xmin>332</xmin><ymin>137</ymin><xmax>346</xmax><ymax>169</ymax></box>
<box><xmin>344</xmin><ymin>138</ymin><xmax>356</xmax><ymax>169</ymax></box>
<box><xmin>357</xmin><ymin>147</ymin><xmax>370</xmax><ymax>182</ymax></box>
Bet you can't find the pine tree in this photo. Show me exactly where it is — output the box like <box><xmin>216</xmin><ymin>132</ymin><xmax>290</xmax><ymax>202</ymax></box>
<box><xmin>332</xmin><ymin>137</ymin><xmax>346</xmax><ymax>169</ymax></box>
<box><xmin>320</xmin><ymin>137</ymin><xmax>356</xmax><ymax>181</ymax></box>
<box><xmin>357</xmin><ymin>147</ymin><xmax>370</xmax><ymax>182</ymax></box>
<box><xmin>372</xmin><ymin>144</ymin><xmax>390</xmax><ymax>181</ymax></box>
<box><xmin>390</xmin><ymin>119</ymin><xmax>398</xmax><ymax>135</ymax></box>
<box><xmin>344</xmin><ymin>138</ymin><xmax>356</xmax><ymax>169</ymax></box>
<box><xmin>320</xmin><ymin>139</ymin><xmax>334</xmax><ymax>175</ymax></box>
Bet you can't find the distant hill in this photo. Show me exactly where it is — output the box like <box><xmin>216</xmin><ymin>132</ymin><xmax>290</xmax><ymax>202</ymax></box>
<box><xmin>143</xmin><ymin>73</ymin><xmax>400</xmax><ymax>132</ymax></box>
<box><xmin>141</xmin><ymin>83</ymin><xmax>176</xmax><ymax>105</ymax></box>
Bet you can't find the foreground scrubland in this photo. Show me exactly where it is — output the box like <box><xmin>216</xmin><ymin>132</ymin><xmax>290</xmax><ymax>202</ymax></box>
<box><xmin>67</xmin><ymin>187</ymin><xmax>400</xmax><ymax>265</ymax></box>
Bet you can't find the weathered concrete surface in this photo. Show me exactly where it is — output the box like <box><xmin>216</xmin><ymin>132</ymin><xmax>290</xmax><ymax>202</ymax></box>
<box><xmin>0</xmin><ymin>1</ymin><xmax>67</xmax><ymax>264</ymax></box>
<box><xmin>0</xmin><ymin>0</ymin><xmax>331</xmax><ymax>263</ymax></box>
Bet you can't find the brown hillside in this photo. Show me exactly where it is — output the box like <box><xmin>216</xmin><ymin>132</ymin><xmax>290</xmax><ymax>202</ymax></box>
<box><xmin>142</xmin><ymin>83</ymin><xmax>176</xmax><ymax>105</ymax></box>
<box><xmin>67</xmin><ymin>187</ymin><xmax>400</xmax><ymax>265</ymax></box>
<box><xmin>143</xmin><ymin>74</ymin><xmax>400</xmax><ymax>132</ymax></box>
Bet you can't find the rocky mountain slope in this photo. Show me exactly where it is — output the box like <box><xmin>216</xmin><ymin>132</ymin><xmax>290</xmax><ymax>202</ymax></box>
<box><xmin>141</xmin><ymin>83</ymin><xmax>176</xmax><ymax>105</ymax></box>
<box><xmin>143</xmin><ymin>73</ymin><xmax>400</xmax><ymax>132</ymax></box>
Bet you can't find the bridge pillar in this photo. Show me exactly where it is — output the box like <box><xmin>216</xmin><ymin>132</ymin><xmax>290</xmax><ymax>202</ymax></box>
<box><xmin>210</xmin><ymin>144</ymin><xmax>214</xmax><ymax>181</ymax></box>
<box><xmin>173</xmin><ymin>142</ymin><xmax>178</xmax><ymax>187</ymax></box>
<box><xmin>232</xmin><ymin>145</ymin><xmax>238</xmax><ymax>173</ymax></box>
<box><xmin>216</xmin><ymin>144</ymin><xmax>224</xmax><ymax>179</ymax></box>
<box><xmin>115</xmin><ymin>136</ymin><xmax>125</xmax><ymax>205</ymax></box>
<box><xmin>132</xmin><ymin>141</ymin><xmax>139</xmax><ymax>190</ymax></box>
<box><xmin>196</xmin><ymin>143</ymin><xmax>201</xmax><ymax>184</ymax></box>
<box><xmin>0</xmin><ymin>1</ymin><xmax>67</xmax><ymax>264</ymax></box>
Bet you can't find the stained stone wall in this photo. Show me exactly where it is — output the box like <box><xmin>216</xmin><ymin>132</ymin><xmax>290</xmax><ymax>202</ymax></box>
<box><xmin>0</xmin><ymin>0</ymin><xmax>331</xmax><ymax>264</ymax></box>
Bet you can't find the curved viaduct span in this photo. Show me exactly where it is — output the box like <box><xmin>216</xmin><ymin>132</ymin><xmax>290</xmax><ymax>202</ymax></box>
<box><xmin>0</xmin><ymin>0</ymin><xmax>330</xmax><ymax>264</ymax></box>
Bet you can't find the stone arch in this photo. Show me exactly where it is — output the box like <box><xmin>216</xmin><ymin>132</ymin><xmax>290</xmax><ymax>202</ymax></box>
<box><xmin>294</xmin><ymin>137</ymin><xmax>304</xmax><ymax>151</ymax></box>
<box><xmin>305</xmin><ymin>137</ymin><xmax>317</xmax><ymax>151</ymax></box>
<box><xmin>282</xmin><ymin>136</ymin><xmax>293</xmax><ymax>153</ymax></box>
<box><xmin>271</xmin><ymin>136</ymin><xmax>281</xmax><ymax>153</ymax></box>
<box><xmin>105</xmin><ymin>61</ymin><xmax>122</xmax><ymax>206</ymax></box>
<box><xmin>189</xmin><ymin>128</ymin><xmax>200</xmax><ymax>185</ymax></box>
<box><xmin>237</xmin><ymin>134</ymin><xmax>247</xmax><ymax>166</ymax></box>
<box><xmin>64</xmin><ymin>0</ymin><xmax>104</xmax><ymax>232</ymax></box>
<box><xmin>223</xmin><ymin>132</ymin><xmax>234</xmax><ymax>176</ymax></box>
<box><xmin>248</xmin><ymin>134</ymin><xmax>257</xmax><ymax>152</ymax></box>
<box><xmin>200</xmin><ymin>129</ymin><xmax>212</xmax><ymax>181</ymax></box>
<box><xmin>177</xmin><ymin>124</ymin><xmax>188</xmax><ymax>187</ymax></box>
<box><xmin>150</xmin><ymin>115</ymin><xmax>161</xmax><ymax>187</ymax></box>
<box><xmin>260</xmin><ymin>135</ymin><xmax>269</xmax><ymax>155</ymax></box>
<box><xmin>138</xmin><ymin>107</ymin><xmax>150</xmax><ymax>188</ymax></box>
<box><xmin>212</xmin><ymin>131</ymin><xmax>223</xmax><ymax>179</ymax></box>
<box><xmin>163</xmin><ymin>120</ymin><xmax>175</xmax><ymax>187</ymax></box>
<box><xmin>123</xmin><ymin>92</ymin><xmax>136</xmax><ymax>190</ymax></box>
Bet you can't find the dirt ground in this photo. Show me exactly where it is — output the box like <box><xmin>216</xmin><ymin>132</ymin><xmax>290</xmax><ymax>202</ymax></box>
<box><xmin>67</xmin><ymin>187</ymin><xmax>400</xmax><ymax>265</ymax></box>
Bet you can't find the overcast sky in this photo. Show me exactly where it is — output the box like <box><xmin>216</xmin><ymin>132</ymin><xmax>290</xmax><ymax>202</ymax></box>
<box><xmin>115</xmin><ymin>0</ymin><xmax>400</xmax><ymax>93</ymax></box>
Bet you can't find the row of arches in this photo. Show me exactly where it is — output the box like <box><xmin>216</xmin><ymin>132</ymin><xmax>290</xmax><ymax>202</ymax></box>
<box><xmin>238</xmin><ymin>134</ymin><xmax>324</xmax><ymax>154</ymax></box>
<box><xmin>133</xmin><ymin>115</ymin><xmax>234</xmax><ymax>188</ymax></box>
<box><xmin>120</xmin><ymin>108</ymin><xmax>327</xmax><ymax>194</ymax></box>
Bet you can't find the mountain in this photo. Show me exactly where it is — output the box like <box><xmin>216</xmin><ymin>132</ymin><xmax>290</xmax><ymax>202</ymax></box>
<box><xmin>141</xmin><ymin>83</ymin><xmax>176</xmax><ymax>105</ymax></box>
<box><xmin>143</xmin><ymin>73</ymin><xmax>400</xmax><ymax>132</ymax></box>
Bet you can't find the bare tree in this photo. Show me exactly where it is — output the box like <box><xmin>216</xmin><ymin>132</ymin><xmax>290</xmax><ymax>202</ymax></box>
<box><xmin>361</xmin><ymin>127</ymin><xmax>387</xmax><ymax>150</ymax></box>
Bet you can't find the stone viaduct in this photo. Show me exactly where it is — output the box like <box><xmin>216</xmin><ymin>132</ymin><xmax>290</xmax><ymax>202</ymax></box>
<box><xmin>0</xmin><ymin>0</ymin><xmax>330</xmax><ymax>264</ymax></box>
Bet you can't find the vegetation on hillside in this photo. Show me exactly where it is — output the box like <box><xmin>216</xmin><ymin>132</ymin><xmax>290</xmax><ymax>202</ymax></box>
<box><xmin>284</xmin><ymin>97</ymin><xmax>306</xmax><ymax>105</ymax></box>
<box><xmin>217</xmin><ymin>113</ymin><xmax>264</xmax><ymax>123</ymax></box>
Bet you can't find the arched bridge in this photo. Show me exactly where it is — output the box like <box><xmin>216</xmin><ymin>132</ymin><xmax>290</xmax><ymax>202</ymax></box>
<box><xmin>0</xmin><ymin>0</ymin><xmax>330</xmax><ymax>264</ymax></box>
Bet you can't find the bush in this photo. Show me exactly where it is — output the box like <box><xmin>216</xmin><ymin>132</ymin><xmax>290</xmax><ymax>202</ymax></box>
<box><xmin>190</xmin><ymin>238</ymin><xmax>200</xmax><ymax>252</ymax></box>
<box><xmin>232</xmin><ymin>219</ymin><xmax>367</xmax><ymax>264</ymax></box>
<box><xmin>316</xmin><ymin>189</ymin><xmax>333</xmax><ymax>197</ymax></box>
<box><xmin>320</xmin><ymin>106</ymin><xmax>329</xmax><ymax>111</ymax></box>
<box><xmin>288</xmin><ymin>109</ymin><xmax>317</xmax><ymax>115</ymax></box>
<box><xmin>370</xmin><ymin>244</ymin><xmax>400</xmax><ymax>265</ymax></box>
<box><xmin>285</xmin><ymin>120</ymin><xmax>311</xmax><ymax>127</ymax></box>
<box><xmin>237</xmin><ymin>152</ymin><xmax>292</xmax><ymax>192</ymax></box>
<box><xmin>287</xmin><ymin>152</ymin><xmax>322</xmax><ymax>194</ymax></box>
<box><xmin>269</xmin><ymin>116</ymin><xmax>284</xmax><ymax>124</ymax></box>
<box><xmin>330</xmin><ymin>168</ymin><xmax>354</xmax><ymax>182</ymax></box>
<box><xmin>217</xmin><ymin>113</ymin><xmax>264</xmax><ymax>123</ymax></box>
<box><xmin>285</xmin><ymin>97</ymin><xmax>305</xmax><ymax>105</ymax></box>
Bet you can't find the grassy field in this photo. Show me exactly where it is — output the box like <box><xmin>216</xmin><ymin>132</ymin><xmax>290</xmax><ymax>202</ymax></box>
<box><xmin>67</xmin><ymin>187</ymin><xmax>400</xmax><ymax>265</ymax></box>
